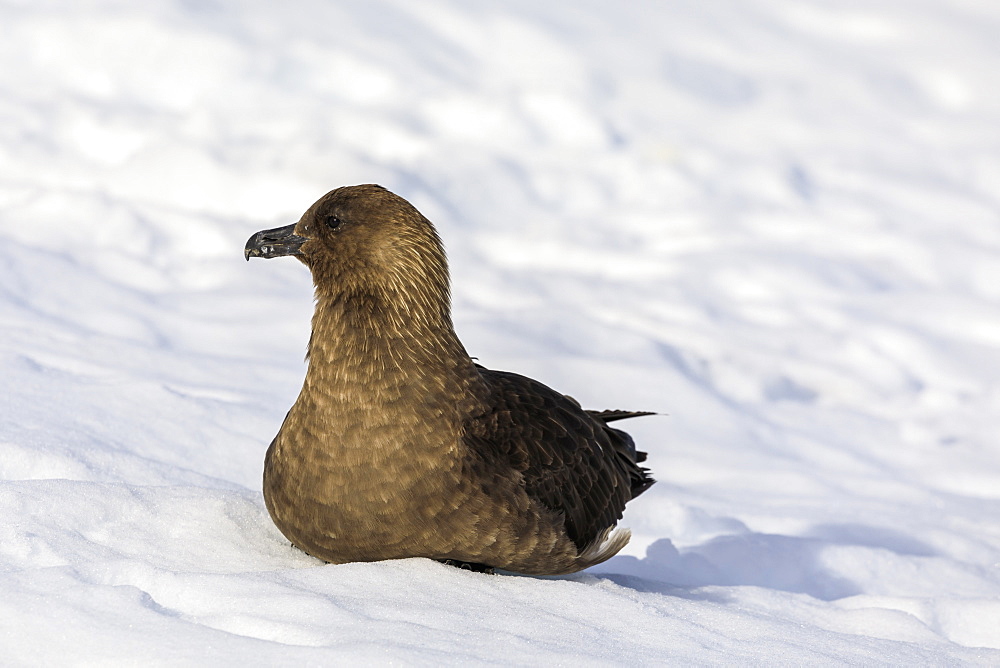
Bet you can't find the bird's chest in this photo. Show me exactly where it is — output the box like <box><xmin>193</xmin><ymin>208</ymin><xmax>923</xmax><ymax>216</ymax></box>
<box><xmin>261</xmin><ymin>405</ymin><xmax>471</xmax><ymax>557</ymax></box>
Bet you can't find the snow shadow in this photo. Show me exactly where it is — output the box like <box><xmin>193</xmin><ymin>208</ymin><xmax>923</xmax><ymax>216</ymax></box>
<box><xmin>594</xmin><ymin>523</ymin><xmax>938</xmax><ymax>602</ymax></box>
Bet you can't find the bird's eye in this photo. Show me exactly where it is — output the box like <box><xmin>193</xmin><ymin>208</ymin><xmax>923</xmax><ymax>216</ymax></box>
<box><xmin>325</xmin><ymin>215</ymin><xmax>342</xmax><ymax>230</ymax></box>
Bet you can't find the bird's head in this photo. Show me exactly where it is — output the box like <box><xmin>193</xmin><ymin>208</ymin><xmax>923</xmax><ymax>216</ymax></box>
<box><xmin>245</xmin><ymin>184</ymin><xmax>450</xmax><ymax>313</ymax></box>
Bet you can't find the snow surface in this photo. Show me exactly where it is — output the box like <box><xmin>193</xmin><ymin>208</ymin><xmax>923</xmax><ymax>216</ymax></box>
<box><xmin>3</xmin><ymin>0</ymin><xmax>1000</xmax><ymax>664</ymax></box>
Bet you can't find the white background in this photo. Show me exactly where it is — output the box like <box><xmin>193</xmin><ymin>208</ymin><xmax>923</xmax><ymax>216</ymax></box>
<box><xmin>2</xmin><ymin>0</ymin><xmax>999</xmax><ymax>663</ymax></box>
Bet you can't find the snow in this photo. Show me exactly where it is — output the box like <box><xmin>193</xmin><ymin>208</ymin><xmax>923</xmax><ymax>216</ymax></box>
<box><xmin>2</xmin><ymin>0</ymin><xmax>1000</xmax><ymax>663</ymax></box>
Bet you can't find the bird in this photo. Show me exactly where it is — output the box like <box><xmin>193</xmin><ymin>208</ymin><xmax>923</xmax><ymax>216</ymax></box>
<box><xmin>244</xmin><ymin>184</ymin><xmax>654</xmax><ymax>575</ymax></box>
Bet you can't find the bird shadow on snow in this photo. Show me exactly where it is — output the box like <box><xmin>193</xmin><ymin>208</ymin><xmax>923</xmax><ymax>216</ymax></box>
<box><xmin>588</xmin><ymin>523</ymin><xmax>939</xmax><ymax>602</ymax></box>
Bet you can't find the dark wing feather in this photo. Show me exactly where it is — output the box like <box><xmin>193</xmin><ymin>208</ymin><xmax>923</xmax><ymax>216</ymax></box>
<box><xmin>463</xmin><ymin>368</ymin><xmax>655</xmax><ymax>551</ymax></box>
<box><xmin>585</xmin><ymin>409</ymin><xmax>657</xmax><ymax>423</ymax></box>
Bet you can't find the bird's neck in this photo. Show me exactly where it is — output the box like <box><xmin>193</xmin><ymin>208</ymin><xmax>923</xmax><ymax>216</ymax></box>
<box><xmin>300</xmin><ymin>285</ymin><xmax>485</xmax><ymax>412</ymax></box>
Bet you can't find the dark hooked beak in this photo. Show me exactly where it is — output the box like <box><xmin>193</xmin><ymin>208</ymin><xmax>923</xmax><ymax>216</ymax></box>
<box><xmin>244</xmin><ymin>224</ymin><xmax>308</xmax><ymax>261</ymax></box>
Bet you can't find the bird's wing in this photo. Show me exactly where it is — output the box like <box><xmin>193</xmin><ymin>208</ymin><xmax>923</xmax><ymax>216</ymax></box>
<box><xmin>463</xmin><ymin>368</ymin><xmax>654</xmax><ymax>551</ymax></box>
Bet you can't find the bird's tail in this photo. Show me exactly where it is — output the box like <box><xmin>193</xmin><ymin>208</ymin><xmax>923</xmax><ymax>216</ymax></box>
<box><xmin>587</xmin><ymin>409</ymin><xmax>655</xmax><ymax>499</ymax></box>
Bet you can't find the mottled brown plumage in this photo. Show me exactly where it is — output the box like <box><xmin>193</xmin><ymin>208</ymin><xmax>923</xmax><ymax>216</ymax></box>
<box><xmin>245</xmin><ymin>184</ymin><xmax>654</xmax><ymax>575</ymax></box>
